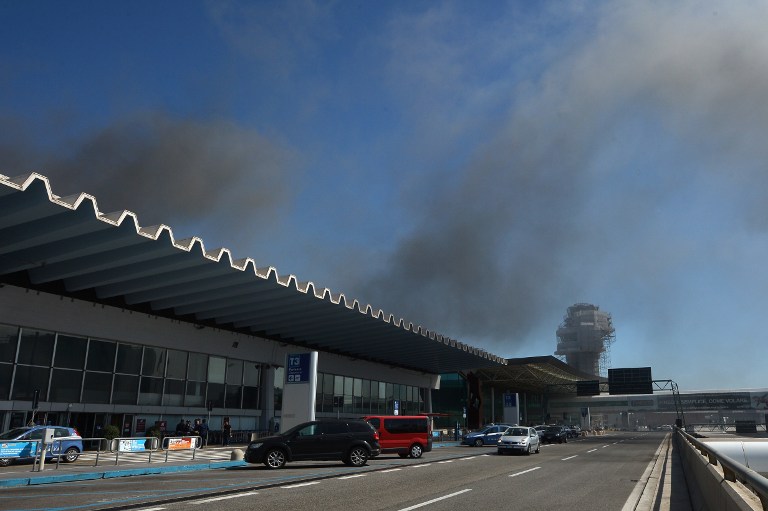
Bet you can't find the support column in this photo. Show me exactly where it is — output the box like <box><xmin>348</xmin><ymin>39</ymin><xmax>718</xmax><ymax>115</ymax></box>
<box><xmin>259</xmin><ymin>365</ymin><xmax>276</xmax><ymax>432</ymax></box>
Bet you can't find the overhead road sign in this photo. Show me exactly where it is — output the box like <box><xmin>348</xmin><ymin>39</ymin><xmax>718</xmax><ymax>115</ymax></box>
<box><xmin>608</xmin><ymin>367</ymin><xmax>653</xmax><ymax>395</ymax></box>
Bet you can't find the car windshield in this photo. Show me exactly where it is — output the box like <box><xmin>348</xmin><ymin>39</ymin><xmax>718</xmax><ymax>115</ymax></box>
<box><xmin>506</xmin><ymin>428</ymin><xmax>527</xmax><ymax>436</ymax></box>
<box><xmin>0</xmin><ymin>427</ymin><xmax>30</xmax><ymax>440</ymax></box>
<box><xmin>545</xmin><ymin>426</ymin><xmax>561</xmax><ymax>432</ymax></box>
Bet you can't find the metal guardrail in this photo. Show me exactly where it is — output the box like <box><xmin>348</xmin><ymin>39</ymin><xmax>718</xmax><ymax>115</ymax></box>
<box><xmin>677</xmin><ymin>427</ymin><xmax>768</xmax><ymax>509</ymax></box>
<box><xmin>6</xmin><ymin>432</ymin><xmax>261</xmax><ymax>471</ymax></box>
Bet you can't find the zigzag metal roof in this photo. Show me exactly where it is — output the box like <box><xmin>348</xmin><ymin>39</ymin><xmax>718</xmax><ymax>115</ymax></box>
<box><xmin>471</xmin><ymin>356</ymin><xmax>598</xmax><ymax>393</ymax></box>
<box><xmin>0</xmin><ymin>173</ymin><xmax>506</xmax><ymax>374</ymax></box>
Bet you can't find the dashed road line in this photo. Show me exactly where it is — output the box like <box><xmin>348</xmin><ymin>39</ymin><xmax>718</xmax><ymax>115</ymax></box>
<box><xmin>509</xmin><ymin>467</ymin><xmax>541</xmax><ymax>478</ymax></box>
<box><xmin>337</xmin><ymin>474</ymin><xmax>367</xmax><ymax>479</ymax></box>
<box><xmin>397</xmin><ymin>489</ymin><xmax>472</xmax><ymax>511</ymax></box>
<box><xmin>191</xmin><ymin>491</ymin><xmax>259</xmax><ymax>504</ymax></box>
<box><xmin>561</xmin><ymin>455</ymin><xmax>578</xmax><ymax>461</ymax></box>
<box><xmin>587</xmin><ymin>448</ymin><xmax>597</xmax><ymax>453</ymax></box>
<box><xmin>281</xmin><ymin>481</ymin><xmax>321</xmax><ymax>489</ymax></box>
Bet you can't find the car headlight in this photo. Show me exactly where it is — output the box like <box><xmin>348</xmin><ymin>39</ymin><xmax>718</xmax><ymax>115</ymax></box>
<box><xmin>248</xmin><ymin>442</ymin><xmax>263</xmax><ymax>449</ymax></box>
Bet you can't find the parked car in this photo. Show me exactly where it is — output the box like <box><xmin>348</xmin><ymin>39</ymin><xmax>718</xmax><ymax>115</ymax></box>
<box><xmin>0</xmin><ymin>425</ymin><xmax>83</xmax><ymax>466</ymax></box>
<box><xmin>497</xmin><ymin>426</ymin><xmax>540</xmax><ymax>455</ymax></box>
<box><xmin>565</xmin><ymin>425</ymin><xmax>581</xmax><ymax>438</ymax></box>
<box><xmin>363</xmin><ymin>415</ymin><xmax>432</xmax><ymax>458</ymax></box>
<box><xmin>462</xmin><ymin>424</ymin><xmax>516</xmax><ymax>447</ymax></box>
<box><xmin>244</xmin><ymin>419</ymin><xmax>381</xmax><ymax>469</ymax></box>
<box><xmin>540</xmin><ymin>425</ymin><xmax>569</xmax><ymax>444</ymax></box>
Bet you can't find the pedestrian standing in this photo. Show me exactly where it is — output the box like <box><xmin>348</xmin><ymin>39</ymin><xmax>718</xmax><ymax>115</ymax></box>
<box><xmin>199</xmin><ymin>419</ymin><xmax>209</xmax><ymax>448</ymax></box>
<box><xmin>222</xmin><ymin>418</ymin><xmax>232</xmax><ymax>446</ymax></box>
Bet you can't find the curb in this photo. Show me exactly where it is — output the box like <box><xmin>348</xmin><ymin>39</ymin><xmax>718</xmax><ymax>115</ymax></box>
<box><xmin>0</xmin><ymin>460</ymin><xmax>247</xmax><ymax>488</ymax></box>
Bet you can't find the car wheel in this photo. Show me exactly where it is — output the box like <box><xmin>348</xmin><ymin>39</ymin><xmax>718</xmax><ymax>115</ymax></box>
<box><xmin>526</xmin><ymin>445</ymin><xmax>531</xmax><ymax>455</ymax></box>
<box><xmin>474</xmin><ymin>439</ymin><xmax>484</xmax><ymax>447</ymax></box>
<box><xmin>62</xmin><ymin>447</ymin><xmax>80</xmax><ymax>463</ymax></box>
<box><xmin>564</xmin><ymin>437</ymin><xmax>568</xmax><ymax>443</ymax></box>
<box><xmin>409</xmin><ymin>444</ymin><xmax>423</xmax><ymax>458</ymax></box>
<box><xmin>0</xmin><ymin>458</ymin><xmax>10</xmax><ymax>467</ymax></box>
<box><xmin>535</xmin><ymin>444</ymin><xmax>540</xmax><ymax>453</ymax></box>
<box><xmin>263</xmin><ymin>448</ymin><xmax>287</xmax><ymax>469</ymax></box>
<box><xmin>345</xmin><ymin>446</ymin><xmax>369</xmax><ymax>467</ymax></box>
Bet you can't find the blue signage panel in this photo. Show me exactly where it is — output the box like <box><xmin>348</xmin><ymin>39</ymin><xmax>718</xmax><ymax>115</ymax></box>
<box><xmin>504</xmin><ymin>393</ymin><xmax>517</xmax><ymax>407</ymax></box>
<box><xmin>286</xmin><ymin>353</ymin><xmax>311</xmax><ymax>384</ymax></box>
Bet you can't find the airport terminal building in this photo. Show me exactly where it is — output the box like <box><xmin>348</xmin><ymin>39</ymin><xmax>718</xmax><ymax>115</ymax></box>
<box><xmin>4</xmin><ymin>173</ymin><xmax>760</xmax><ymax>439</ymax></box>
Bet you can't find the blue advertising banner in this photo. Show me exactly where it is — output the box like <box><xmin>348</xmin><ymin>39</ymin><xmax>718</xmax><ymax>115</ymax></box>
<box><xmin>117</xmin><ymin>439</ymin><xmax>147</xmax><ymax>452</ymax></box>
<box><xmin>286</xmin><ymin>353</ymin><xmax>311</xmax><ymax>384</ymax></box>
<box><xmin>0</xmin><ymin>441</ymin><xmax>37</xmax><ymax>458</ymax></box>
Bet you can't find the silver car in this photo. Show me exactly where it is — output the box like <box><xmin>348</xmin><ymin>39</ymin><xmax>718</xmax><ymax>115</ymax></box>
<box><xmin>497</xmin><ymin>426</ymin><xmax>540</xmax><ymax>455</ymax></box>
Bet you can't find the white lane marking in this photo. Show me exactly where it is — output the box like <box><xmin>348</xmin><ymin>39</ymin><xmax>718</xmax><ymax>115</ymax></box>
<box><xmin>281</xmin><ymin>481</ymin><xmax>321</xmax><ymax>489</ymax></box>
<box><xmin>437</xmin><ymin>460</ymin><xmax>454</xmax><ymax>464</ymax></box>
<box><xmin>602</xmin><ymin>445</ymin><xmax>610</xmax><ymax>448</ymax></box>
<box><xmin>397</xmin><ymin>489</ymin><xmax>473</xmax><ymax>511</ymax></box>
<box><xmin>191</xmin><ymin>491</ymin><xmax>259</xmax><ymax>504</ymax></box>
<box><xmin>382</xmin><ymin>468</ymin><xmax>402</xmax><ymax>473</ymax></box>
<box><xmin>135</xmin><ymin>508</ymin><xmax>166</xmax><ymax>511</ymax></box>
<box><xmin>411</xmin><ymin>463</ymin><xmax>431</xmax><ymax>468</ymax></box>
<box><xmin>561</xmin><ymin>455</ymin><xmax>578</xmax><ymax>461</ymax></box>
<box><xmin>587</xmin><ymin>448</ymin><xmax>597</xmax><ymax>453</ymax></box>
<box><xmin>338</xmin><ymin>474</ymin><xmax>367</xmax><ymax>479</ymax></box>
<box><xmin>509</xmin><ymin>467</ymin><xmax>541</xmax><ymax>478</ymax></box>
<box><xmin>459</xmin><ymin>456</ymin><xmax>478</xmax><ymax>460</ymax></box>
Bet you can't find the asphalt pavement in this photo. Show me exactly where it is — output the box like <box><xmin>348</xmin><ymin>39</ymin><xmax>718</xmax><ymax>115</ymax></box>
<box><xmin>0</xmin><ymin>435</ymin><xmax>693</xmax><ymax>510</ymax></box>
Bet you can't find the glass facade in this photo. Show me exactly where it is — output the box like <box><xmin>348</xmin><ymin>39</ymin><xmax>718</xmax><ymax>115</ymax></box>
<box><xmin>314</xmin><ymin>372</ymin><xmax>425</xmax><ymax>415</ymax></box>
<box><xmin>0</xmin><ymin>322</ymin><xmax>430</xmax><ymax>418</ymax></box>
<box><xmin>0</xmin><ymin>322</ymin><xmax>262</xmax><ymax>410</ymax></box>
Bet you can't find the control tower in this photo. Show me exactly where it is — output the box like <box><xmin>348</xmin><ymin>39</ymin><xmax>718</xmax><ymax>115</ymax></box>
<box><xmin>555</xmin><ymin>303</ymin><xmax>615</xmax><ymax>377</ymax></box>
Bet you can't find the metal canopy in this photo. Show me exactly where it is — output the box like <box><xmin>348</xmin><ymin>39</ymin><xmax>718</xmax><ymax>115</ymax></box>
<box><xmin>470</xmin><ymin>356</ymin><xmax>598</xmax><ymax>393</ymax></box>
<box><xmin>0</xmin><ymin>173</ymin><xmax>506</xmax><ymax>374</ymax></box>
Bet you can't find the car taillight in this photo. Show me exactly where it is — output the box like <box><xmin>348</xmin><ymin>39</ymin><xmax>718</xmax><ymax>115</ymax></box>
<box><xmin>73</xmin><ymin>428</ymin><xmax>81</xmax><ymax>436</ymax></box>
<box><xmin>374</xmin><ymin>431</ymin><xmax>379</xmax><ymax>441</ymax></box>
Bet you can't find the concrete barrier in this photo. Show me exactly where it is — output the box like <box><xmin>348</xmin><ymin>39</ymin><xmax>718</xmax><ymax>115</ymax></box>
<box><xmin>675</xmin><ymin>431</ymin><xmax>764</xmax><ymax>510</ymax></box>
<box><xmin>230</xmin><ymin>449</ymin><xmax>244</xmax><ymax>461</ymax></box>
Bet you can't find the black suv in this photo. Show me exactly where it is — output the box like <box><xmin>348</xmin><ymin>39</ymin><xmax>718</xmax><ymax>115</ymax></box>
<box><xmin>540</xmin><ymin>425</ymin><xmax>569</xmax><ymax>444</ymax></box>
<box><xmin>244</xmin><ymin>419</ymin><xmax>381</xmax><ymax>469</ymax></box>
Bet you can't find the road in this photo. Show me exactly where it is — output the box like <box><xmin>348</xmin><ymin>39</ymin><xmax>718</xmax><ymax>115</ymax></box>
<box><xmin>0</xmin><ymin>432</ymin><xmax>665</xmax><ymax>511</ymax></box>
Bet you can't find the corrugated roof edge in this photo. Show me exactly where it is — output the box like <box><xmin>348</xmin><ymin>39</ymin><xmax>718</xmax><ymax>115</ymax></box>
<box><xmin>0</xmin><ymin>172</ymin><xmax>507</xmax><ymax>366</ymax></box>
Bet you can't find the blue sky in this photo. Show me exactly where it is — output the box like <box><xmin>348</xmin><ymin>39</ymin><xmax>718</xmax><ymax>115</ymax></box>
<box><xmin>1</xmin><ymin>1</ymin><xmax>766</xmax><ymax>391</ymax></box>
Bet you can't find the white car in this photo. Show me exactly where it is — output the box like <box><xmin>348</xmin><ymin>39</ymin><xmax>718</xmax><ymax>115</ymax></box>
<box><xmin>497</xmin><ymin>426</ymin><xmax>540</xmax><ymax>455</ymax></box>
